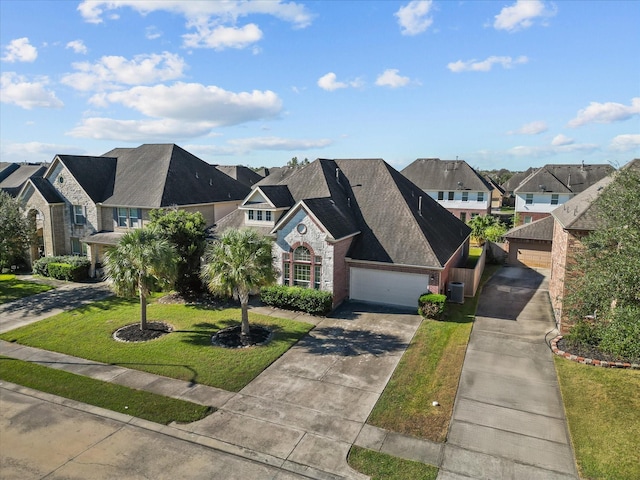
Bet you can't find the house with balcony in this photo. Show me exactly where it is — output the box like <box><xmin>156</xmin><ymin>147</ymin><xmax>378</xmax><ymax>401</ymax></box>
<box><xmin>17</xmin><ymin>144</ymin><xmax>250</xmax><ymax>276</ymax></box>
<box><xmin>401</xmin><ymin>158</ymin><xmax>493</xmax><ymax>222</ymax></box>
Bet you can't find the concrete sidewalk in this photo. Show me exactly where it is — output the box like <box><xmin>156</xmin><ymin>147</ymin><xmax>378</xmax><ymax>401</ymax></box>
<box><xmin>437</xmin><ymin>267</ymin><xmax>578</xmax><ymax>480</ymax></box>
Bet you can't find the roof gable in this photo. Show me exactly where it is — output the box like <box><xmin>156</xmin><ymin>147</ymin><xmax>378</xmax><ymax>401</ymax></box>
<box><xmin>505</xmin><ymin>215</ymin><xmax>555</xmax><ymax>241</ymax></box>
<box><xmin>515</xmin><ymin>163</ymin><xmax>614</xmax><ymax>194</ymax></box>
<box><xmin>552</xmin><ymin>175</ymin><xmax>614</xmax><ymax>231</ymax></box>
<box><xmin>49</xmin><ymin>155</ymin><xmax>117</xmax><ymax>203</ymax></box>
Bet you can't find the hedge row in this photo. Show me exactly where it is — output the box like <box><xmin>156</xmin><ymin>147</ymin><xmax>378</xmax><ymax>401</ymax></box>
<box><xmin>33</xmin><ymin>256</ymin><xmax>90</xmax><ymax>282</ymax></box>
<box><xmin>260</xmin><ymin>285</ymin><xmax>333</xmax><ymax>316</ymax></box>
<box><xmin>418</xmin><ymin>293</ymin><xmax>447</xmax><ymax>319</ymax></box>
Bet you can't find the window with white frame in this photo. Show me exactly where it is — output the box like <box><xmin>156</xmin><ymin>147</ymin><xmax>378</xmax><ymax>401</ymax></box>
<box><xmin>283</xmin><ymin>246</ymin><xmax>321</xmax><ymax>289</ymax></box>
<box><xmin>71</xmin><ymin>237</ymin><xmax>87</xmax><ymax>256</ymax></box>
<box><xmin>525</xmin><ymin>193</ymin><xmax>534</xmax><ymax>205</ymax></box>
<box><xmin>437</xmin><ymin>191</ymin><xmax>444</xmax><ymax>200</ymax></box>
<box><xmin>524</xmin><ymin>216</ymin><xmax>533</xmax><ymax>224</ymax></box>
<box><xmin>462</xmin><ymin>192</ymin><xmax>469</xmax><ymax>202</ymax></box>
<box><xmin>247</xmin><ymin>209</ymin><xmax>273</xmax><ymax>222</ymax></box>
<box><xmin>73</xmin><ymin>205</ymin><xmax>86</xmax><ymax>225</ymax></box>
<box><xmin>477</xmin><ymin>192</ymin><xmax>484</xmax><ymax>202</ymax></box>
<box><xmin>448</xmin><ymin>191</ymin><xmax>454</xmax><ymax>201</ymax></box>
<box><xmin>116</xmin><ymin>208</ymin><xmax>141</xmax><ymax>228</ymax></box>
<box><xmin>551</xmin><ymin>194</ymin><xmax>559</xmax><ymax>205</ymax></box>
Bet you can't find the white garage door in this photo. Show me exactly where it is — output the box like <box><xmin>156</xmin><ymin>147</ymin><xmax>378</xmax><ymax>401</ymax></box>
<box><xmin>349</xmin><ymin>268</ymin><xmax>429</xmax><ymax>308</ymax></box>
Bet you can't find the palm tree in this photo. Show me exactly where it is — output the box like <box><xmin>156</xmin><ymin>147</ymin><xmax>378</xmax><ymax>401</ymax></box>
<box><xmin>201</xmin><ymin>228</ymin><xmax>276</xmax><ymax>340</ymax></box>
<box><xmin>104</xmin><ymin>227</ymin><xmax>177</xmax><ymax>330</ymax></box>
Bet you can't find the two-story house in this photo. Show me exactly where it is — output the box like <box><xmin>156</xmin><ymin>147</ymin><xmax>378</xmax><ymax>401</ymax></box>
<box><xmin>18</xmin><ymin>144</ymin><xmax>250</xmax><ymax>276</ymax></box>
<box><xmin>215</xmin><ymin>158</ymin><xmax>472</xmax><ymax>309</ymax></box>
<box><xmin>401</xmin><ymin>158</ymin><xmax>494</xmax><ymax>222</ymax></box>
<box><xmin>513</xmin><ymin>163</ymin><xmax>614</xmax><ymax>225</ymax></box>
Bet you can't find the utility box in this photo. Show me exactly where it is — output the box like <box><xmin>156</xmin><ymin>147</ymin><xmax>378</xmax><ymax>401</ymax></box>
<box><xmin>448</xmin><ymin>282</ymin><xmax>465</xmax><ymax>304</ymax></box>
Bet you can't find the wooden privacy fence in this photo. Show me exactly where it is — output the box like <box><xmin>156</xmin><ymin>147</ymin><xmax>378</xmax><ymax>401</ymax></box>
<box><xmin>451</xmin><ymin>243</ymin><xmax>486</xmax><ymax>297</ymax></box>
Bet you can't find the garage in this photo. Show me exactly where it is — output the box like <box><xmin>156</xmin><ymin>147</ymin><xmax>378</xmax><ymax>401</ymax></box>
<box><xmin>349</xmin><ymin>267</ymin><xmax>429</xmax><ymax>308</ymax></box>
<box><xmin>504</xmin><ymin>216</ymin><xmax>554</xmax><ymax>269</ymax></box>
<box><xmin>512</xmin><ymin>244</ymin><xmax>552</xmax><ymax>268</ymax></box>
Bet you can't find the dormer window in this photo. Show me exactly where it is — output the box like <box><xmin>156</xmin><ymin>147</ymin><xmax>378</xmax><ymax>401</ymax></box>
<box><xmin>247</xmin><ymin>209</ymin><xmax>272</xmax><ymax>222</ymax></box>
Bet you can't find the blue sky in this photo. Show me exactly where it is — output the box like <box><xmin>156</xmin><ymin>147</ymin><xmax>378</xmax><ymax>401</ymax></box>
<box><xmin>1</xmin><ymin>1</ymin><xmax>638</xmax><ymax>171</ymax></box>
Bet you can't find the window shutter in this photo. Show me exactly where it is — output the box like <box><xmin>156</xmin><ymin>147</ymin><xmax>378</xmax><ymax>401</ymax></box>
<box><xmin>138</xmin><ymin>208</ymin><xmax>142</xmax><ymax>227</ymax></box>
<box><xmin>113</xmin><ymin>207</ymin><xmax>117</xmax><ymax>227</ymax></box>
<box><xmin>82</xmin><ymin>206</ymin><xmax>87</xmax><ymax>224</ymax></box>
<box><xmin>70</xmin><ymin>204</ymin><xmax>75</xmax><ymax>224</ymax></box>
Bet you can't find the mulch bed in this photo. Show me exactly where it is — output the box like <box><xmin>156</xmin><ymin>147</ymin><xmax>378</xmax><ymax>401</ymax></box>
<box><xmin>212</xmin><ymin>325</ymin><xmax>272</xmax><ymax>348</ymax></box>
<box><xmin>553</xmin><ymin>336</ymin><xmax>639</xmax><ymax>368</ymax></box>
<box><xmin>113</xmin><ymin>322</ymin><xmax>173</xmax><ymax>343</ymax></box>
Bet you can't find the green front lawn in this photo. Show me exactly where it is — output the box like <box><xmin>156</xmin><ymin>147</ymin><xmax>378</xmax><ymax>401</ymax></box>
<box><xmin>367</xmin><ymin>264</ymin><xmax>499</xmax><ymax>442</ymax></box>
<box><xmin>0</xmin><ymin>356</ymin><xmax>212</xmax><ymax>424</ymax></box>
<box><xmin>0</xmin><ymin>297</ymin><xmax>314</xmax><ymax>392</ymax></box>
<box><xmin>0</xmin><ymin>274</ymin><xmax>54</xmax><ymax>303</ymax></box>
<box><xmin>348</xmin><ymin>446</ymin><xmax>438</xmax><ymax>480</ymax></box>
<box><xmin>555</xmin><ymin>358</ymin><xmax>640</xmax><ymax>480</ymax></box>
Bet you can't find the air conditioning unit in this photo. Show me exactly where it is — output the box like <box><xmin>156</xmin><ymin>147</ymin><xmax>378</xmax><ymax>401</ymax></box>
<box><xmin>448</xmin><ymin>282</ymin><xmax>465</xmax><ymax>304</ymax></box>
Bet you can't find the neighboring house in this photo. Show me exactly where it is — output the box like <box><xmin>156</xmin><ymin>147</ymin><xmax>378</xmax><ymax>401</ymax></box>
<box><xmin>255</xmin><ymin>165</ymin><xmax>302</xmax><ymax>186</ymax></box>
<box><xmin>0</xmin><ymin>163</ymin><xmax>47</xmax><ymax>197</ymax></box>
<box><xmin>484</xmin><ymin>175</ymin><xmax>506</xmax><ymax>211</ymax></box>
<box><xmin>17</xmin><ymin>144</ymin><xmax>250</xmax><ymax>276</ymax></box>
<box><xmin>504</xmin><ymin>215</ymin><xmax>555</xmax><ymax>268</ymax></box>
<box><xmin>215</xmin><ymin>165</ymin><xmax>264</xmax><ymax>188</ymax></box>
<box><xmin>500</xmin><ymin>167</ymin><xmax>536</xmax><ymax>208</ymax></box>
<box><xmin>401</xmin><ymin>158</ymin><xmax>493</xmax><ymax>222</ymax></box>
<box><xmin>513</xmin><ymin>163</ymin><xmax>614</xmax><ymax>225</ymax></box>
<box><xmin>216</xmin><ymin>158</ymin><xmax>472</xmax><ymax>309</ymax></box>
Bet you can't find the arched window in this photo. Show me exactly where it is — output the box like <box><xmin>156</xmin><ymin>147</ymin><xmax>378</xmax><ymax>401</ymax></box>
<box><xmin>283</xmin><ymin>245</ymin><xmax>321</xmax><ymax>289</ymax></box>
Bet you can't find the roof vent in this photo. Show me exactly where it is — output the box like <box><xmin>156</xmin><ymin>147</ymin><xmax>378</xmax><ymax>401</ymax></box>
<box><xmin>539</xmin><ymin>184</ymin><xmax>546</xmax><ymax>192</ymax></box>
<box><xmin>418</xmin><ymin>196</ymin><xmax>423</xmax><ymax>216</ymax></box>
<box><xmin>209</xmin><ymin>179</ymin><xmax>213</xmax><ymax>186</ymax></box>
<box><xmin>195</xmin><ymin>172</ymin><xmax>199</xmax><ymax>179</ymax></box>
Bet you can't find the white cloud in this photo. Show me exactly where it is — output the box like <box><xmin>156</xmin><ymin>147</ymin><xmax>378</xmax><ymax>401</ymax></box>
<box><xmin>183</xmin><ymin>23</ymin><xmax>263</xmax><ymax>50</ymax></box>
<box><xmin>508</xmin><ymin>142</ymin><xmax>599</xmax><ymax>158</ymax></box>
<box><xmin>568</xmin><ymin>97</ymin><xmax>640</xmax><ymax>127</ymax></box>
<box><xmin>447</xmin><ymin>55</ymin><xmax>528</xmax><ymax>73</ymax></box>
<box><xmin>96</xmin><ymin>82</ymin><xmax>282</xmax><ymax>125</ymax></box>
<box><xmin>609</xmin><ymin>134</ymin><xmax>640</xmax><ymax>152</ymax></box>
<box><xmin>227</xmin><ymin>136</ymin><xmax>333</xmax><ymax>151</ymax></box>
<box><xmin>551</xmin><ymin>134</ymin><xmax>574</xmax><ymax>146</ymax></box>
<box><xmin>77</xmin><ymin>1</ymin><xmax>313</xmax><ymax>50</ymax></box>
<box><xmin>317</xmin><ymin>72</ymin><xmax>347</xmax><ymax>91</ymax></box>
<box><xmin>1</xmin><ymin>37</ymin><xmax>38</xmax><ymax>63</ymax></box>
<box><xmin>66</xmin><ymin>40</ymin><xmax>88</xmax><ymax>54</ymax></box>
<box><xmin>375</xmin><ymin>69</ymin><xmax>411</xmax><ymax>88</ymax></box>
<box><xmin>395</xmin><ymin>1</ymin><xmax>434</xmax><ymax>36</ymax></box>
<box><xmin>67</xmin><ymin>117</ymin><xmax>218</xmax><ymax>141</ymax></box>
<box><xmin>0</xmin><ymin>142</ymin><xmax>85</xmax><ymax>163</ymax></box>
<box><xmin>145</xmin><ymin>26</ymin><xmax>162</xmax><ymax>40</ymax></box>
<box><xmin>493</xmin><ymin>0</ymin><xmax>556</xmax><ymax>32</ymax></box>
<box><xmin>509</xmin><ymin>120</ymin><xmax>548</xmax><ymax>135</ymax></box>
<box><xmin>61</xmin><ymin>52</ymin><xmax>186</xmax><ymax>91</ymax></box>
<box><xmin>0</xmin><ymin>72</ymin><xmax>63</xmax><ymax>109</ymax></box>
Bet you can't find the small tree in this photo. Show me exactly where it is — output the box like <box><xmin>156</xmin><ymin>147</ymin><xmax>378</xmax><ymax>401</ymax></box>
<box><xmin>0</xmin><ymin>191</ymin><xmax>32</xmax><ymax>271</ymax></box>
<box><xmin>104</xmin><ymin>227</ymin><xmax>177</xmax><ymax>330</ymax></box>
<box><xmin>201</xmin><ymin>228</ymin><xmax>276</xmax><ymax>341</ymax></box>
<box><xmin>467</xmin><ymin>214</ymin><xmax>506</xmax><ymax>244</ymax></box>
<box><xmin>149</xmin><ymin>208</ymin><xmax>207</xmax><ymax>295</ymax></box>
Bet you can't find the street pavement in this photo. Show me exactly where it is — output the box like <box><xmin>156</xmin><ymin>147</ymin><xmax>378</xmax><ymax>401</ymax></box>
<box><xmin>0</xmin><ymin>268</ymin><xmax>578</xmax><ymax>479</ymax></box>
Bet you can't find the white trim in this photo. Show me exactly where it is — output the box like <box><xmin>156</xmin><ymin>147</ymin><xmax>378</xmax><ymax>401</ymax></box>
<box><xmin>345</xmin><ymin>257</ymin><xmax>444</xmax><ymax>271</ymax></box>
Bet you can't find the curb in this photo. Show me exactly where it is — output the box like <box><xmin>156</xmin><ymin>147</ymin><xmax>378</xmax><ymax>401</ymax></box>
<box><xmin>550</xmin><ymin>336</ymin><xmax>639</xmax><ymax>369</ymax></box>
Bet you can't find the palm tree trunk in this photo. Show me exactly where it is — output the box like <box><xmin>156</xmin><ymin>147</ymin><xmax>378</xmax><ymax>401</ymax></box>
<box><xmin>139</xmin><ymin>279</ymin><xmax>147</xmax><ymax>331</ymax></box>
<box><xmin>239</xmin><ymin>289</ymin><xmax>250</xmax><ymax>340</ymax></box>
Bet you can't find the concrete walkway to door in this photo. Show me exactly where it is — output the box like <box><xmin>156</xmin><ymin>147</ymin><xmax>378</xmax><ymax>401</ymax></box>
<box><xmin>437</xmin><ymin>266</ymin><xmax>578</xmax><ymax>480</ymax></box>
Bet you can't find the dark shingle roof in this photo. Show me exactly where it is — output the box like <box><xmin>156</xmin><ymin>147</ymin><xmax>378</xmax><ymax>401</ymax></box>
<box><xmin>505</xmin><ymin>215</ymin><xmax>555</xmax><ymax>241</ymax></box>
<box><xmin>100</xmin><ymin>144</ymin><xmax>250</xmax><ymax>207</ymax></box>
<box><xmin>256</xmin><ymin>166</ymin><xmax>299</xmax><ymax>186</ymax></box>
<box><xmin>215</xmin><ymin>165</ymin><xmax>263</xmax><ymax>187</ymax></box>
<box><xmin>401</xmin><ymin>158</ymin><xmax>493</xmax><ymax>192</ymax></box>
<box><xmin>57</xmin><ymin>155</ymin><xmax>117</xmax><ymax>202</ymax></box>
<box><xmin>29</xmin><ymin>177</ymin><xmax>65</xmax><ymax>203</ymax></box>
<box><xmin>552</xmin><ymin>174</ymin><xmax>614</xmax><ymax>231</ymax></box>
<box><xmin>515</xmin><ymin>163</ymin><xmax>614</xmax><ymax>195</ymax></box>
<box><xmin>0</xmin><ymin>164</ymin><xmax>46</xmax><ymax>196</ymax></box>
<box><xmin>0</xmin><ymin>163</ymin><xmax>20</xmax><ymax>182</ymax></box>
<box><xmin>257</xmin><ymin>185</ymin><xmax>295</xmax><ymax>208</ymax></box>
<box><xmin>501</xmin><ymin>168</ymin><xmax>536</xmax><ymax>193</ymax></box>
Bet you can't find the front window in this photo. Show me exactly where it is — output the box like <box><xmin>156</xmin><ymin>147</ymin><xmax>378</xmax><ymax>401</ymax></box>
<box><xmin>477</xmin><ymin>192</ymin><xmax>484</xmax><ymax>202</ymax></box>
<box><xmin>460</xmin><ymin>212</ymin><xmax>467</xmax><ymax>222</ymax></box>
<box><xmin>283</xmin><ymin>246</ymin><xmax>321</xmax><ymax>289</ymax></box>
<box><xmin>257</xmin><ymin>210</ymin><xmax>263</xmax><ymax>221</ymax></box>
<box><xmin>525</xmin><ymin>193</ymin><xmax>534</xmax><ymax>205</ymax></box>
<box><xmin>524</xmin><ymin>216</ymin><xmax>533</xmax><ymax>224</ymax></box>
<box><xmin>551</xmin><ymin>194</ymin><xmax>559</xmax><ymax>205</ymax></box>
<box><xmin>448</xmin><ymin>191</ymin><xmax>454</xmax><ymax>201</ymax></box>
<box><xmin>437</xmin><ymin>191</ymin><xmax>444</xmax><ymax>200</ymax></box>
<box><xmin>129</xmin><ymin>208</ymin><xmax>139</xmax><ymax>227</ymax></box>
<box><xmin>73</xmin><ymin>205</ymin><xmax>86</xmax><ymax>225</ymax></box>
<box><xmin>248</xmin><ymin>210</ymin><xmax>254</xmax><ymax>220</ymax></box>
<box><xmin>71</xmin><ymin>238</ymin><xmax>87</xmax><ymax>256</ymax></box>
<box><xmin>462</xmin><ymin>192</ymin><xmax>469</xmax><ymax>202</ymax></box>
<box><xmin>118</xmin><ymin>208</ymin><xmax>128</xmax><ymax>227</ymax></box>
<box><xmin>265</xmin><ymin>211</ymin><xmax>272</xmax><ymax>221</ymax></box>
<box><xmin>117</xmin><ymin>208</ymin><xmax>140</xmax><ymax>228</ymax></box>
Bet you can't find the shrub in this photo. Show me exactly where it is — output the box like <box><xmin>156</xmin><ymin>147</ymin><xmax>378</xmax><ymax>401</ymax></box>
<box><xmin>32</xmin><ymin>256</ymin><xmax>90</xmax><ymax>281</ymax></box>
<box><xmin>418</xmin><ymin>293</ymin><xmax>447</xmax><ymax>319</ymax></box>
<box><xmin>261</xmin><ymin>285</ymin><xmax>333</xmax><ymax>316</ymax></box>
<box><xmin>563</xmin><ymin>319</ymin><xmax>601</xmax><ymax>350</ymax></box>
<box><xmin>598</xmin><ymin>306</ymin><xmax>640</xmax><ymax>361</ymax></box>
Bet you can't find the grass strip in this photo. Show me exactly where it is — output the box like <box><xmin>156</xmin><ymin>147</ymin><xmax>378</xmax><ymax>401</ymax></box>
<box><xmin>0</xmin><ymin>297</ymin><xmax>313</xmax><ymax>392</ymax></box>
<box><xmin>347</xmin><ymin>446</ymin><xmax>438</xmax><ymax>480</ymax></box>
<box><xmin>0</xmin><ymin>356</ymin><xmax>213</xmax><ymax>424</ymax></box>
<box><xmin>555</xmin><ymin>357</ymin><xmax>640</xmax><ymax>480</ymax></box>
<box><xmin>367</xmin><ymin>264</ymin><xmax>499</xmax><ymax>442</ymax></box>
<box><xmin>0</xmin><ymin>274</ymin><xmax>54</xmax><ymax>303</ymax></box>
